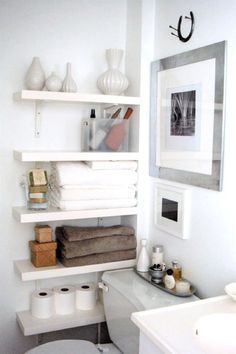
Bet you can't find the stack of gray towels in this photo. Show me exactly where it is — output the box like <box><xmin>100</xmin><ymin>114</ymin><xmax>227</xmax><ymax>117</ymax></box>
<box><xmin>56</xmin><ymin>225</ymin><xmax>136</xmax><ymax>267</ymax></box>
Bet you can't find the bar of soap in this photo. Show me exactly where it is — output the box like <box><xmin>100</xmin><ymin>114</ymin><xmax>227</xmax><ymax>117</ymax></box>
<box><xmin>176</xmin><ymin>280</ymin><xmax>190</xmax><ymax>294</ymax></box>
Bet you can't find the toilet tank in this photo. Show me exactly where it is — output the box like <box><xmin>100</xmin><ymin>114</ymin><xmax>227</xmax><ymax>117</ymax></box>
<box><xmin>101</xmin><ymin>268</ymin><xmax>198</xmax><ymax>354</ymax></box>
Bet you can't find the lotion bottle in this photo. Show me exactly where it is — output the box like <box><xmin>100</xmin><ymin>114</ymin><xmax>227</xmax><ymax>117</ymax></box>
<box><xmin>89</xmin><ymin>109</ymin><xmax>97</xmax><ymax>150</ymax></box>
<box><xmin>164</xmin><ymin>269</ymin><xmax>176</xmax><ymax>289</ymax></box>
<box><xmin>136</xmin><ymin>239</ymin><xmax>150</xmax><ymax>272</ymax></box>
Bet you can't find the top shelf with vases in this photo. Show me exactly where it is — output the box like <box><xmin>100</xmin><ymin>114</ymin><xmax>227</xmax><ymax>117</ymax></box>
<box><xmin>13</xmin><ymin>90</ymin><xmax>141</xmax><ymax>106</ymax></box>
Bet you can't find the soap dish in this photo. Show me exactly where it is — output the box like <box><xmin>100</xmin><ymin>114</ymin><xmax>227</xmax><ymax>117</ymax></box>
<box><xmin>225</xmin><ymin>283</ymin><xmax>236</xmax><ymax>301</ymax></box>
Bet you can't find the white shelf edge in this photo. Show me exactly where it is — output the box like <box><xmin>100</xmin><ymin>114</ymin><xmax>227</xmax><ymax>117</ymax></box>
<box><xmin>16</xmin><ymin>301</ymin><xmax>105</xmax><ymax>336</ymax></box>
<box><xmin>13</xmin><ymin>150</ymin><xmax>140</xmax><ymax>162</ymax></box>
<box><xmin>13</xmin><ymin>90</ymin><xmax>141</xmax><ymax>105</ymax></box>
<box><xmin>12</xmin><ymin>206</ymin><xmax>138</xmax><ymax>223</ymax></box>
<box><xmin>14</xmin><ymin>259</ymin><xmax>136</xmax><ymax>281</ymax></box>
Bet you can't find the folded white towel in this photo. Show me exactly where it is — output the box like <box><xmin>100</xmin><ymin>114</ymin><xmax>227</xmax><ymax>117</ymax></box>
<box><xmin>50</xmin><ymin>196</ymin><xmax>137</xmax><ymax>211</ymax></box>
<box><xmin>50</xmin><ymin>185</ymin><xmax>136</xmax><ymax>201</ymax></box>
<box><xmin>51</xmin><ymin>162</ymin><xmax>138</xmax><ymax>186</ymax></box>
<box><xmin>85</xmin><ymin>160</ymin><xmax>138</xmax><ymax>170</ymax></box>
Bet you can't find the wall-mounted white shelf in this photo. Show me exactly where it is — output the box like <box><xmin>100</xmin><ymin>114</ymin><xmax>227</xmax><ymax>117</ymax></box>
<box><xmin>17</xmin><ymin>301</ymin><xmax>105</xmax><ymax>336</ymax></box>
<box><xmin>14</xmin><ymin>259</ymin><xmax>136</xmax><ymax>281</ymax></box>
<box><xmin>12</xmin><ymin>206</ymin><xmax>138</xmax><ymax>223</ymax></box>
<box><xmin>13</xmin><ymin>150</ymin><xmax>140</xmax><ymax>162</ymax></box>
<box><xmin>13</xmin><ymin>90</ymin><xmax>141</xmax><ymax>105</ymax></box>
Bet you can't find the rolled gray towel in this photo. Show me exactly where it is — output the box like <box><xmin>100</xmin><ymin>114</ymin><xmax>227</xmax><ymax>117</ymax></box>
<box><xmin>56</xmin><ymin>225</ymin><xmax>134</xmax><ymax>242</ymax></box>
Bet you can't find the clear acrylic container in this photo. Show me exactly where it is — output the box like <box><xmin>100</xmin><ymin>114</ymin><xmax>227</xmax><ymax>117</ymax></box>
<box><xmin>22</xmin><ymin>174</ymin><xmax>49</xmax><ymax>210</ymax></box>
<box><xmin>81</xmin><ymin>117</ymin><xmax>129</xmax><ymax>152</ymax></box>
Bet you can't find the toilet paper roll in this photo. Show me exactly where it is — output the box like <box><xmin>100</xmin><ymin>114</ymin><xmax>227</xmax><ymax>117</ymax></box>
<box><xmin>76</xmin><ymin>282</ymin><xmax>97</xmax><ymax>310</ymax></box>
<box><xmin>31</xmin><ymin>288</ymin><xmax>54</xmax><ymax>319</ymax></box>
<box><xmin>53</xmin><ymin>285</ymin><xmax>76</xmax><ymax>315</ymax></box>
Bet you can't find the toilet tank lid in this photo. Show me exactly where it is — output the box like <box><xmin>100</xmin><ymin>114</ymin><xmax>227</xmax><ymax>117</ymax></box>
<box><xmin>102</xmin><ymin>268</ymin><xmax>198</xmax><ymax>311</ymax></box>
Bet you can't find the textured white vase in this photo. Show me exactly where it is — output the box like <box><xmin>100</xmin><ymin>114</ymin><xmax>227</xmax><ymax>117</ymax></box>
<box><xmin>45</xmin><ymin>72</ymin><xmax>62</xmax><ymax>92</ymax></box>
<box><xmin>25</xmin><ymin>57</ymin><xmax>45</xmax><ymax>90</ymax></box>
<box><xmin>97</xmin><ymin>48</ymin><xmax>129</xmax><ymax>95</ymax></box>
<box><xmin>62</xmin><ymin>62</ymin><xmax>77</xmax><ymax>92</ymax></box>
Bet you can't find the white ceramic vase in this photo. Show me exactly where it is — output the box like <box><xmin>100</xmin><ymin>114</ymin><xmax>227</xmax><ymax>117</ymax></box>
<box><xmin>97</xmin><ymin>48</ymin><xmax>129</xmax><ymax>95</ymax></box>
<box><xmin>45</xmin><ymin>72</ymin><xmax>62</xmax><ymax>92</ymax></box>
<box><xmin>62</xmin><ymin>62</ymin><xmax>77</xmax><ymax>92</ymax></box>
<box><xmin>25</xmin><ymin>57</ymin><xmax>45</xmax><ymax>90</ymax></box>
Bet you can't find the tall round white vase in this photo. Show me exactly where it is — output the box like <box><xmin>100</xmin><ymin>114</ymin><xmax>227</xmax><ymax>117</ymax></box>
<box><xmin>25</xmin><ymin>57</ymin><xmax>45</xmax><ymax>90</ymax></box>
<box><xmin>97</xmin><ymin>48</ymin><xmax>129</xmax><ymax>95</ymax></box>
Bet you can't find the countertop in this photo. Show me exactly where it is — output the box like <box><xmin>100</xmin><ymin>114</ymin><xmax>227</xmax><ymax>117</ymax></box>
<box><xmin>131</xmin><ymin>295</ymin><xmax>236</xmax><ymax>354</ymax></box>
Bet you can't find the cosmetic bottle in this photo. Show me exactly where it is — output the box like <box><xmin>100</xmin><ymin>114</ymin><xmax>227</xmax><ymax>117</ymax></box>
<box><xmin>136</xmin><ymin>239</ymin><xmax>150</xmax><ymax>272</ymax></box>
<box><xmin>164</xmin><ymin>269</ymin><xmax>176</xmax><ymax>289</ymax></box>
<box><xmin>89</xmin><ymin>109</ymin><xmax>96</xmax><ymax>150</ymax></box>
<box><xmin>172</xmin><ymin>260</ymin><xmax>182</xmax><ymax>281</ymax></box>
<box><xmin>151</xmin><ymin>245</ymin><xmax>164</xmax><ymax>266</ymax></box>
<box><xmin>81</xmin><ymin>120</ymin><xmax>90</xmax><ymax>151</ymax></box>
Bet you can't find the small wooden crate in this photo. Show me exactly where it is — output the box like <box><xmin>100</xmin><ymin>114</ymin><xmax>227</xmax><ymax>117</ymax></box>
<box><xmin>29</xmin><ymin>241</ymin><xmax>57</xmax><ymax>267</ymax></box>
<box><xmin>34</xmin><ymin>225</ymin><xmax>52</xmax><ymax>243</ymax></box>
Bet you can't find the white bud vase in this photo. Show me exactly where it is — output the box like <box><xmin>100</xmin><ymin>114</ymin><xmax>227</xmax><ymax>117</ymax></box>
<box><xmin>62</xmin><ymin>62</ymin><xmax>77</xmax><ymax>92</ymax></box>
<box><xmin>97</xmin><ymin>48</ymin><xmax>129</xmax><ymax>95</ymax></box>
<box><xmin>25</xmin><ymin>57</ymin><xmax>45</xmax><ymax>90</ymax></box>
<box><xmin>45</xmin><ymin>72</ymin><xmax>62</xmax><ymax>92</ymax></box>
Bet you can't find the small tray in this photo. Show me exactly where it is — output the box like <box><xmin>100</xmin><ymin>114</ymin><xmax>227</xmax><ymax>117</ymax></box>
<box><xmin>134</xmin><ymin>268</ymin><xmax>196</xmax><ymax>297</ymax></box>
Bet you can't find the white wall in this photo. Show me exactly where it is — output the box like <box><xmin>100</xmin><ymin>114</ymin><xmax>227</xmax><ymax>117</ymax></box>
<box><xmin>148</xmin><ymin>0</ymin><xmax>236</xmax><ymax>298</ymax></box>
<box><xmin>0</xmin><ymin>1</ymin><xmax>131</xmax><ymax>353</ymax></box>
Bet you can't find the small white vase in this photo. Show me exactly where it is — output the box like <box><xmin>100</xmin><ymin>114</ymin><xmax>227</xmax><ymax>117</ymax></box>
<box><xmin>97</xmin><ymin>48</ymin><xmax>129</xmax><ymax>95</ymax></box>
<box><xmin>45</xmin><ymin>72</ymin><xmax>62</xmax><ymax>92</ymax></box>
<box><xmin>62</xmin><ymin>63</ymin><xmax>77</xmax><ymax>92</ymax></box>
<box><xmin>25</xmin><ymin>57</ymin><xmax>45</xmax><ymax>90</ymax></box>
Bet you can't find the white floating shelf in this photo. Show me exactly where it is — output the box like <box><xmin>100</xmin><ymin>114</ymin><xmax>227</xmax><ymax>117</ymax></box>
<box><xmin>13</xmin><ymin>150</ymin><xmax>140</xmax><ymax>162</ymax></box>
<box><xmin>17</xmin><ymin>301</ymin><xmax>105</xmax><ymax>336</ymax></box>
<box><xmin>14</xmin><ymin>259</ymin><xmax>136</xmax><ymax>281</ymax></box>
<box><xmin>13</xmin><ymin>90</ymin><xmax>141</xmax><ymax>105</ymax></box>
<box><xmin>12</xmin><ymin>206</ymin><xmax>138</xmax><ymax>223</ymax></box>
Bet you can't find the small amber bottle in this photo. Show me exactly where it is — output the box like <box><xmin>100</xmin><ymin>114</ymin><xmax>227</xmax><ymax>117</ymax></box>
<box><xmin>172</xmin><ymin>260</ymin><xmax>182</xmax><ymax>281</ymax></box>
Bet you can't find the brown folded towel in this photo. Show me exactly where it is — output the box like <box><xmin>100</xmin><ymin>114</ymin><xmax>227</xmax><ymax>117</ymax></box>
<box><xmin>58</xmin><ymin>249</ymin><xmax>136</xmax><ymax>267</ymax></box>
<box><xmin>57</xmin><ymin>225</ymin><xmax>134</xmax><ymax>242</ymax></box>
<box><xmin>56</xmin><ymin>227</ymin><xmax>137</xmax><ymax>259</ymax></box>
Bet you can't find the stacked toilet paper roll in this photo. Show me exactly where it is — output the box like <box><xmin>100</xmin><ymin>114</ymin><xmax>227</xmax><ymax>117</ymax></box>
<box><xmin>53</xmin><ymin>285</ymin><xmax>76</xmax><ymax>315</ymax></box>
<box><xmin>31</xmin><ymin>289</ymin><xmax>54</xmax><ymax>319</ymax></box>
<box><xmin>76</xmin><ymin>282</ymin><xmax>97</xmax><ymax>310</ymax></box>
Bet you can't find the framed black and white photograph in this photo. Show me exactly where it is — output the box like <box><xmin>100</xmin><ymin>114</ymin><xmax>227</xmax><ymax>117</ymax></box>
<box><xmin>149</xmin><ymin>41</ymin><xmax>226</xmax><ymax>191</ymax></box>
<box><xmin>154</xmin><ymin>183</ymin><xmax>190</xmax><ymax>239</ymax></box>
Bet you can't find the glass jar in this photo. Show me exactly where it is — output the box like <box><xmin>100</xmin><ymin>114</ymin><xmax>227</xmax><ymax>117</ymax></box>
<box><xmin>151</xmin><ymin>245</ymin><xmax>164</xmax><ymax>266</ymax></box>
<box><xmin>172</xmin><ymin>260</ymin><xmax>182</xmax><ymax>281</ymax></box>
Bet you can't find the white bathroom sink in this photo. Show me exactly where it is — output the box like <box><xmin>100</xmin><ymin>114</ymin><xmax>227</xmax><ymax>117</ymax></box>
<box><xmin>194</xmin><ymin>313</ymin><xmax>236</xmax><ymax>354</ymax></box>
<box><xmin>132</xmin><ymin>295</ymin><xmax>236</xmax><ymax>354</ymax></box>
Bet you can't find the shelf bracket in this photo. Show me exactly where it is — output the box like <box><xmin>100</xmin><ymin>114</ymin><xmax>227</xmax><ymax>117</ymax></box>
<box><xmin>35</xmin><ymin>101</ymin><xmax>42</xmax><ymax>138</ymax></box>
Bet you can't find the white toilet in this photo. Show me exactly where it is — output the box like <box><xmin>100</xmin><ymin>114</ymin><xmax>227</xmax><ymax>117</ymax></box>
<box><xmin>25</xmin><ymin>268</ymin><xmax>198</xmax><ymax>354</ymax></box>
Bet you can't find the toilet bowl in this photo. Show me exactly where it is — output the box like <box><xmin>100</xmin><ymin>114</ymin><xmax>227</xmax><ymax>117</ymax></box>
<box><xmin>24</xmin><ymin>339</ymin><xmax>99</xmax><ymax>354</ymax></box>
<box><xmin>25</xmin><ymin>268</ymin><xmax>198</xmax><ymax>354</ymax></box>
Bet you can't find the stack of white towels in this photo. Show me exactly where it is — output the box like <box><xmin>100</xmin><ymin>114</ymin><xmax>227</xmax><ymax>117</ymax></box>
<box><xmin>50</xmin><ymin>160</ymin><xmax>138</xmax><ymax>210</ymax></box>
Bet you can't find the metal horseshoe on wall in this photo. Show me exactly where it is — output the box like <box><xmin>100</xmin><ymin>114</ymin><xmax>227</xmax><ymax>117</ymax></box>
<box><xmin>169</xmin><ymin>11</ymin><xmax>195</xmax><ymax>43</ymax></box>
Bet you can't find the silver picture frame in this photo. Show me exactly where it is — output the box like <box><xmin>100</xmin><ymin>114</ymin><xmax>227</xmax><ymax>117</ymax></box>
<box><xmin>149</xmin><ymin>41</ymin><xmax>227</xmax><ymax>191</ymax></box>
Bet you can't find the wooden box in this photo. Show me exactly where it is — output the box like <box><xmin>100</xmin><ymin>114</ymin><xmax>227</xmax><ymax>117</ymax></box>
<box><xmin>29</xmin><ymin>240</ymin><xmax>57</xmax><ymax>267</ymax></box>
<box><xmin>34</xmin><ymin>225</ymin><xmax>52</xmax><ymax>243</ymax></box>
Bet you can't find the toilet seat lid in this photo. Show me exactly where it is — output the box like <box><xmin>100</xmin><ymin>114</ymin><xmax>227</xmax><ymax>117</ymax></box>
<box><xmin>25</xmin><ymin>339</ymin><xmax>98</xmax><ymax>354</ymax></box>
